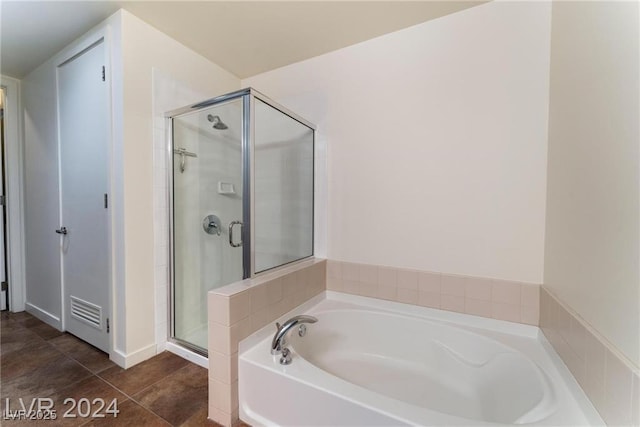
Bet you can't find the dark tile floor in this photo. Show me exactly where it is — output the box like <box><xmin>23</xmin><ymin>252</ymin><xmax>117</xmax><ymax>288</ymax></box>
<box><xmin>0</xmin><ymin>311</ymin><xmax>225</xmax><ymax>426</ymax></box>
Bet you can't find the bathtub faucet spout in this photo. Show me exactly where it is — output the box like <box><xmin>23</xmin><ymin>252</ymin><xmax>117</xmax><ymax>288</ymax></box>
<box><xmin>271</xmin><ymin>315</ymin><xmax>318</xmax><ymax>356</ymax></box>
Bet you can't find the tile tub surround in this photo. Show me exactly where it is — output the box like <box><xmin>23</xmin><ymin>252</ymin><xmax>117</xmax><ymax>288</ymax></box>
<box><xmin>326</xmin><ymin>260</ymin><xmax>540</xmax><ymax>326</ymax></box>
<box><xmin>207</xmin><ymin>258</ymin><xmax>326</xmax><ymax>426</ymax></box>
<box><xmin>540</xmin><ymin>288</ymin><xmax>640</xmax><ymax>426</ymax></box>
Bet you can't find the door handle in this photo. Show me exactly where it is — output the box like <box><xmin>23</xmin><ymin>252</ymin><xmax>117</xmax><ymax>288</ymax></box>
<box><xmin>55</xmin><ymin>227</ymin><xmax>68</xmax><ymax>235</ymax></box>
<box><xmin>229</xmin><ymin>221</ymin><xmax>243</xmax><ymax>247</ymax></box>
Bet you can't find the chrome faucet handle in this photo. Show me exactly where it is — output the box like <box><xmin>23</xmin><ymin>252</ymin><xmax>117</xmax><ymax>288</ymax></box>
<box><xmin>273</xmin><ymin>321</ymin><xmax>286</xmax><ymax>353</ymax></box>
<box><xmin>271</xmin><ymin>315</ymin><xmax>318</xmax><ymax>355</ymax></box>
<box><xmin>280</xmin><ymin>347</ymin><xmax>292</xmax><ymax>365</ymax></box>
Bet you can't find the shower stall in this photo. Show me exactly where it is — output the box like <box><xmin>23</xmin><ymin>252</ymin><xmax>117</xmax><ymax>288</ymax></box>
<box><xmin>166</xmin><ymin>88</ymin><xmax>315</xmax><ymax>354</ymax></box>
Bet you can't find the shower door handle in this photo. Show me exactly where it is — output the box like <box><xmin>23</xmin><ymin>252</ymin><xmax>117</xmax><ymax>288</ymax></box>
<box><xmin>229</xmin><ymin>221</ymin><xmax>243</xmax><ymax>247</ymax></box>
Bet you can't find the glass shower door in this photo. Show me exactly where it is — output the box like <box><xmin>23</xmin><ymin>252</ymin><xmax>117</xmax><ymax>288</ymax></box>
<box><xmin>171</xmin><ymin>98</ymin><xmax>244</xmax><ymax>352</ymax></box>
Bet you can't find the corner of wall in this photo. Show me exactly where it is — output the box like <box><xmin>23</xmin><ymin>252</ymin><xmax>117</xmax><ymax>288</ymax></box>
<box><xmin>24</xmin><ymin>302</ymin><xmax>62</xmax><ymax>330</ymax></box>
<box><xmin>544</xmin><ymin>0</ymin><xmax>640</xmax><ymax>373</ymax></box>
<box><xmin>109</xmin><ymin>343</ymin><xmax>157</xmax><ymax>369</ymax></box>
<box><xmin>119</xmin><ymin>8</ymin><xmax>242</xmax><ymax>365</ymax></box>
<box><xmin>540</xmin><ymin>287</ymin><xmax>639</xmax><ymax>425</ymax></box>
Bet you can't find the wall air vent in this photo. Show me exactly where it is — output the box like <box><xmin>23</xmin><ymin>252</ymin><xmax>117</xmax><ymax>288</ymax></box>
<box><xmin>70</xmin><ymin>296</ymin><xmax>102</xmax><ymax>330</ymax></box>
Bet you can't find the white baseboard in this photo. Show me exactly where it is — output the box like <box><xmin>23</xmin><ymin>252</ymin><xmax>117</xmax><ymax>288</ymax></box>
<box><xmin>166</xmin><ymin>341</ymin><xmax>208</xmax><ymax>369</ymax></box>
<box><xmin>109</xmin><ymin>342</ymin><xmax>207</xmax><ymax>370</ymax></box>
<box><xmin>25</xmin><ymin>302</ymin><xmax>62</xmax><ymax>330</ymax></box>
<box><xmin>110</xmin><ymin>343</ymin><xmax>157</xmax><ymax>369</ymax></box>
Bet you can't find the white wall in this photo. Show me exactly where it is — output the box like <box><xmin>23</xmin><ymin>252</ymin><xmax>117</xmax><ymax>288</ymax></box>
<box><xmin>120</xmin><ymin>10</ymin><xmax>240</xmax><ymax>362</ymax></box>
<box><xmin>544</xmin><ymin>1</ymin><xmax>640</xmax><ymax>367</ymax></box>
<box><xmin>22</xmin><ymin>60</ymin><xmax>66</xmax><ymax>325</ymax></box>
<box><xmin>22</xmin><ymin>60</ymin><xmax>61</xmax><ymax>323</ymax></box>
<box><xmin>244</xmin><ymin>1</ymin><xmax>551</xmax><ymax>284</ymax></box>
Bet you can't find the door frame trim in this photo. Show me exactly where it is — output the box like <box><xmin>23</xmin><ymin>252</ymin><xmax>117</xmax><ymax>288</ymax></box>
<box><xmin>0</xmin><ymin>75</ymin><xmax>26</xmax><ymax>313</ymax></box>
<box><xmin>54</xmin><ymin>28</ymin><xmax>113</xmax><ymax>355</ymax></box>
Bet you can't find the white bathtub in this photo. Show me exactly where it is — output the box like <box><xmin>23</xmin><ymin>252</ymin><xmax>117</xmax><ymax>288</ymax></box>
<box><xmin>239</xmin><ymin>292</ymin><xmax>603</xmax><ymax>426</ymax></box>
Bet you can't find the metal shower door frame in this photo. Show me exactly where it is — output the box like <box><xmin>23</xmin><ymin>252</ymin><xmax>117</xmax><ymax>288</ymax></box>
<box><xmin>165</xmin><ymin>87</ymin><xmax>316</xmax><ymax>355</ymax></box>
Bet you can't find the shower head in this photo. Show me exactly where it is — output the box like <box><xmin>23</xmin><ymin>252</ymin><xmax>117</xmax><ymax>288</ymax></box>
<box><xmin>207</xmin><ymin>114</ymin><xmax>228</xmax><ymax>130</ymax></box>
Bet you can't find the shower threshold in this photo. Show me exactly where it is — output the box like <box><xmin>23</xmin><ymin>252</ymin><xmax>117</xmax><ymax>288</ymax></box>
<box><xmin>166</xmin><ymin>340</ymin><xmax>208</xmax><ymax>369</ymax></box>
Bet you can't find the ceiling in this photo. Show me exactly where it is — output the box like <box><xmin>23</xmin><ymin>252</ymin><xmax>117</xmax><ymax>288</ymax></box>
<box><xmin>1</xmin><ymin>1</ymin><xmax>486</xmax><ymax>80</ymax></box>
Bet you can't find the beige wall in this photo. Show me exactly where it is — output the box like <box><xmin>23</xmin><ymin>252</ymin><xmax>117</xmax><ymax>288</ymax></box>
<box><xmin>544</xmin><ymin>1</ymin><xmax>639</xmax><ymax>367</ymax></box>
<box><xmin>243</xmin><ymin>1</ymin><xmax>551</xmax><ymax>284</ymax></box>
<box><xmin>119</xmin><ymin>10</ymin><xmax>240</xmax><ymax>360</ymax></box>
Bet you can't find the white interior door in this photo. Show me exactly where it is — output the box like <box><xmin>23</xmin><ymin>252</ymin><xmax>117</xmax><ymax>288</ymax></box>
<box><xmin>58</xmin><ymin>40</ymin><xmax>110</xmax><ymax>352</ymax></box>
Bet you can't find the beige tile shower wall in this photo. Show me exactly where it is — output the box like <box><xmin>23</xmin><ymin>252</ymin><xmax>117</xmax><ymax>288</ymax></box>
<box><xmin>327</xmin><ymin>260</ymin><xmax>539</xmax><ymax>326</ymax></box>
<box><xmin>207</xmin><ymin>259</ymin><xmax>326</xmax><ymax>426</ymax></box>
<box><xmin>540</xmin><ymin>288</ymin><xmax>640</xmax><ymax>426</ymax></box>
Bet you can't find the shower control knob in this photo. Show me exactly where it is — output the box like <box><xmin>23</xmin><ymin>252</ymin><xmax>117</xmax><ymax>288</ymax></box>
<box><xmin>203</xmin><ymin>215</ymin><xmax>222</xmax><ymax>236</ymax></box>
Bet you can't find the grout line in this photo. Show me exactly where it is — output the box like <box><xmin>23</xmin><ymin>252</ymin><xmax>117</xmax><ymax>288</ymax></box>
<box><xmin>91</xmin><ymin>375</ymin><xmax>176</xmax><ymax>425</ymax></box>
<box><xmin>46</xmin><ymin>336</ymin><xmax>113</xmax><ymax>378</ymax></box>
<box><xmin>127</xmin><ymin>361</ymin><xmax>195</xmax><ymax>401</ymax></box>
<box><xmin>91</xmin><ymin>374</ymin><xmax>130</xmax><ymax>399</ymax></box>
<box><xmin>95</xmin><ymin>374</ymin><xmax>137</xmax><ymax>400</ymax></box>
<box><xmin>101</xmin><ymin>373</ymin><xmax>193</xmax><ymax>427</ymax></box>
<box><xmin>49</xmin><ymin>343</ymin><xmax>114</xmax><ymax>375</ymax></box>
<box><xmin>97</xmin><ymin>354</ymin><xmax>194</xmax><ymax>402</ymax></box>
<box><xmin>76</xmin><ymin>399</ymin><xmax>171</xmax><ymax>427</ymax></box>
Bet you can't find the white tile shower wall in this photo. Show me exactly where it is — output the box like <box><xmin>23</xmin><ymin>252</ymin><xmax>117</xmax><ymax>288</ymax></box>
<box><xmin>540</xmin><ymin>287</ymin><xmax>640</xmax><ymax>426</ymax></box>
<box><xmin>172</xmin><ymin>120</ymin><xmax>203</xmax><ymax>338</ymax></box>
<box><xmin>327</xmin><ymin>260</ymin><xmax>540</xmax><ymax>326</ymax></box>
<box><xmin>151</xmin><ymin>69</ymin><xmax>226</xmax><ymax>352</ymax></box>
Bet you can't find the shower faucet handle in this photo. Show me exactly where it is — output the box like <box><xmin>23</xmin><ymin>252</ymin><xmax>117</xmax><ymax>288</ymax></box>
<box><xmin>208</xmin><ymin>221</ymin><xmax>220</xmax><ymax>235</ymax></box>
<box><xmin>203</xmin><ymin>215</ymin><xmax>222</xmax><ymax>236</ymax></box>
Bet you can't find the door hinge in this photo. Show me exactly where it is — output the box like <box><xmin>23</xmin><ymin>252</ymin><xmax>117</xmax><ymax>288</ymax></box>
<box><xmin>104</xmin><ymin>193</ymin><xmax>108</xmax><ymax>209</ymax></box>
<box><xmin>0</xmin><ymin>195</ymin><xmax>5</xmax><ymax>206</ymax></box>
<box><xmin>1</xmin><ymin>282</ymin><xmax>7</xmax><ymax>292</ymax></box>
<box><xmin>106</xmin><ymin>318</ymin><xmax>110</xmax><ymax>333</ymax></box>
<box><xmin>101</xmin><ymin>66</ymin><xmax>106</xmax><ymax>82</ymax></box>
